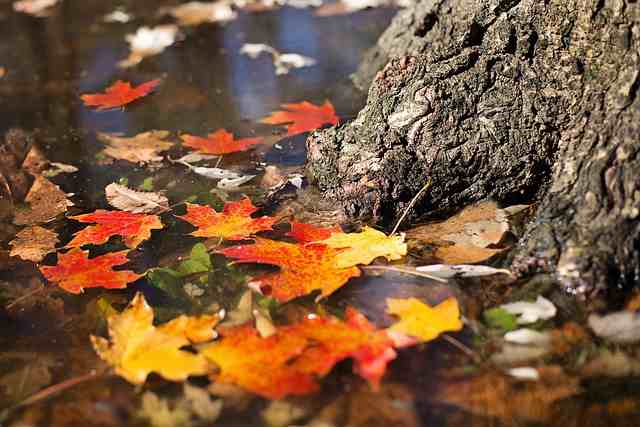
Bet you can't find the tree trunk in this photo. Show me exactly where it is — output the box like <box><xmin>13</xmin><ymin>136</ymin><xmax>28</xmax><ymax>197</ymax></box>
<box><xmin>306</xmin><ymin>0</ymin><xmax>640</xmax><ymax>297</ymax></box>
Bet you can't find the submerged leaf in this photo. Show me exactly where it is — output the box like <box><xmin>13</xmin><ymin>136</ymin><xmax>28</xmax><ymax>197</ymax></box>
<box><xmin>40</xmin><ymin>249</ymin><xmax>141</xmax><ymax>294</ymax></box>
<box><xmin>66</xmin><ymin>210</ymin><xmax>164</xmax><ymax>249</ymax></box>
<box><xmin>181</xmin><ymin>129</ymin><xmax>263</xmax><ymax>155</ymax></box>
<box><xmin>98</xmin><ymin>130</ymin><xmax>174</xmax><ymax>164</ymax></box>
<box><xmin>177</xmin><ymin>197</ymin><xmax>276</xmax><ymax>240</ymax></box>
<box><xmin>9</xmin><ymin>225</ymin><xmax>58</xmax><ymax>262</ymax></box>
<box><xmin>105</xmin><ymin>182</ymin><xmax>169</xmax><ymax>214</ymax></box>
<box><xmin>261</xmin><ymin>101</ymin><xmax>339</xmax><ymax>136</ymax></box>
<box><xmin>386</xmin><ymin>297</ymin><xmax>463</xmax><ymax>342</ymax></box>
<box><xmin>92</xmin><ymin>293</ymin><xmax>220</xmax><ymax>384</ymax></box>
<box><xmin>13</xmin><ymin>176</ymin><xmax>73</xmax><ymax>225</ymax></box>
<box><xmin>81</xmin><ymin>79</ymin><xmax>161</xmax><ymax>110</ymax></box>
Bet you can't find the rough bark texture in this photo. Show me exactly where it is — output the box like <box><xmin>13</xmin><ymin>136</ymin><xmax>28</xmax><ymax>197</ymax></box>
<box><xmin>306</xmin><ymin>0</ymin><xmax>640</xmax><ymax>296</ymax></box>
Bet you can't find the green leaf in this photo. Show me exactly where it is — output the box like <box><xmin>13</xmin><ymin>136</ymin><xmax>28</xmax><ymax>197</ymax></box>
<box><xmin>483</xmin><ymin>307</ymin><xmax>518</xmax><ymax>332</ymax></box>
<box><xmin>177</xmin><ymin>243</ymin><xmax>212</xmax><ymax>277</ymax></box>
<box><xmin>147</xmin><ymin>267</ymin><xmax>185</xmax><ymax>300</ymax></box>
<box><xmin>139</xmin><ymin>177</ymin><xmax>154</xmax><ymax>191</ymax></box>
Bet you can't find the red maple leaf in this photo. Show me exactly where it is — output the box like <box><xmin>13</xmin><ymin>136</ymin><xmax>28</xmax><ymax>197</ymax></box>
<box><xmin>177</xmin><ymin>197</ymin><xmax>276</xmax><ymax>240</ymax></box>
<box><xmin>180</xmin><ymin>129</ymin><xmax>263</xmax><ymax>155</ymax></box>
<box><xmin>260</xmin><ymin>100</ymin><xmax>339</xmax><ymax>136</ymax></box>
<box><xmin>40</xmin><ymin>249</ymin><xmax>141</xmax><ymax>294</ymax></box>
<box><xmin>66</xmin><ymin>210</ymin><xmax>164</xmax><ymax>249</ymax></box>
<box><xmin>286</xmin><ymin>222</ymin><xmax>342</xmax><ymax>243</ymax></box>
<box><xmin>200</xmin><ymin>307</ymin><xmax>396</xmax><ymax>399</ymax></box>
<box><xmin>220</xmin><ymin>238</ymin><xmax>360</xmax><ymax>302</ymax></box>
<box><xmin>81</xmin><ymin>79</ymin><xmax>161</xmax><ymax>111</ymax></box>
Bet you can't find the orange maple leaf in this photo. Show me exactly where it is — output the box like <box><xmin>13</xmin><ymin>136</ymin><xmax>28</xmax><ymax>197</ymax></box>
<box><xmin>201</xmin><ymin>308</ymin><xmax>396</xmax><ymax>399</ymax></box>
<box><xmin>180</xmin><ymin>129</ymin><xmax>263</xmax><ymax>155</ymax></box>
<box><xmin>177</xmin><ymin>198</ymin><xmax>276</xmax><ymax>240</ymax></box>
<box><xmin>66</xmin><ymin>210</ymin><xmax>164</xmax><ymax>249</ymax></box>
<box><xmin>220</xmin><ymin>238</ymin><xmax>360</xmax><ymax>302</ymax></box>
<box><xmin>40</xmin><ymin>249</ymin><xmax>141</xmax><ymax>294</ymax></box>
<box><xmin>81</xmin><ymin>79</ymin><xmax>161</xmax><ymax>111</ymax></box>
<box><xmin>286</xmin><ymin>221</ymin><xmax>341</xmax><ymax>243</ymax></box>
<box><xmin>260</xmin><ymin>100</ymin><xmax>339</xmax><ymax>136</ymax></box>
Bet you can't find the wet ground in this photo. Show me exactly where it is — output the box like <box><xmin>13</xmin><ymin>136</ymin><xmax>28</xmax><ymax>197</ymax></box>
<box><xmin>2</xmin><ymin>1</ymin><xmax>640</xmax><ymax>427</ymax></box>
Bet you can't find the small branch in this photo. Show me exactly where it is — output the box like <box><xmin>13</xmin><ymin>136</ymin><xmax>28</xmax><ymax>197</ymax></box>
<box><xmin>361</xmin><ymin>265</ymin><xmax>448</xmax><ymax>283</ymax></box>
<box><xmin>391</xmin><ymin>180</ymin><xmax>431</xmax><ymax>235</ymax></box>
<box><xmin>441</xmin><ymin>334</ymin><xmax>481</xmax><ymax>363</ymax></box>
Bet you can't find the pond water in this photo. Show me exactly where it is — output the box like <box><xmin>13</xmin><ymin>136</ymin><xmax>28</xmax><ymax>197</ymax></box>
<box><xmin>2</xmin><ymin>1</ymin><xmax>640</xmax><ymax>427</ymax></box>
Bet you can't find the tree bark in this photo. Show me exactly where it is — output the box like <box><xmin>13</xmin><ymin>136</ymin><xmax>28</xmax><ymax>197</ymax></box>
<box><xmin>306</xmin><ymin>0</ymin><xmax>640</xmax><ymax>297</ymax></box>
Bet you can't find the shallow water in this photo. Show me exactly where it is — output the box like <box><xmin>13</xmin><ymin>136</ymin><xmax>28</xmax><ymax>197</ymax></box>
<box><xmin>2</xmin><ymin>1</ymin><xmax>640</xmax><ymax>427</ymax></box>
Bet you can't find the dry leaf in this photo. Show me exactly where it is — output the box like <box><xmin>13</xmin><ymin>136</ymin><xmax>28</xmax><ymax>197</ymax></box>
<box><xmin>9</xmin><ymin>225</ymin><xmax>58</xmax><ymax>262</ymax></box>
<box><xmin>13</xmin><ymin>0</ymin><xmax>59</xmax><ymax>17</ymax></box>
<box><xmin>98</xmin><ymin>131</ymin><xmax>174</xmax><ymax>164</ymax></box>
<box><xmin>240</xmin><ymin>43</ymin><xmax>316</xmax><ymax>75</ymax></box>
<box><xmin>105</xmin><ymin>182</ymin><xmax>169</xmax><ymax>214</ymax></box>
<box><xmin>14</xmin><ymin>176</ymin><xmax>73</xmax><ymax>225</ymax></box>
<box><xmin>164</xmin><ymin>1</ymin><xmax>237</xmax><ymax>26</ymax></box>
<box><xmin>415</xmin><ymin>264</ymin><xmax>512</xmax><ymax>278</ymax></box>
<box><xmin>92</xmin><ymin>293</ymin><xmax>220</xmax><ymax>384</ymax></box>
<box><xmin>406</xmin><ymin>201</ymin><xmax>512</xmax><ymax>264</ymax></box>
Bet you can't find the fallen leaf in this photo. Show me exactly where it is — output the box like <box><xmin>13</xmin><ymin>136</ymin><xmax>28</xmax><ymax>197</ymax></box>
<box><xmin>183</xmin><ymin>383</ymin><xmax>223</xmax><ymax>422</ymax></box>
<box><xmin>97</xmin><ymin>131</ymin><xmax>174</xmax><ymax>164</ymax></box>
<box><xmin>588</xmin><ymin>310</ymin><xmax>640</xmax><ymax>343</ymax></box>
<box><xmin>500</xmin><ymin>296</ymin><xmax>556</xmax><ymax>324</ymax></box>
<box><xmin>13</xmin><ymin>0</ymin><xmax>59</xmax><ymax>17</ymax></box>
<box><xmin>164</xmin><ymin>1</ymin><xmax>237</xmax><ymax>26</ymax></box>
<box><xmin>180</xmin><ymin>129</ymin><xmax>263</xmax><ymax>155</ymax></box>
<box><xmin>0</xmin><ymin>352</ymin><xmax>57</xmax><ymax>406</ymax></box>
<box><xmin>319</xmin><ymin>226</ymin><xmax>407</xmax><ymax>268</ymax></box>
<box><xmin>220</xmin><ymin>238</ymin><xmax>360</xmax><ymax>302</ymax></box>
<box><xmin>386</xmin><ymin>297</ymin><xmax>463</xmax><ymax>342</ymax></box>
<box><xmin>9</xmin><ymin>225</ymin><xmax>59</xmax><ymax>262</ymax></box>
<box><xmin>14</xmin><ymin>176</ymin><xmax>73</xmax><ymax>225</ymax></box>
<box><xmin>138</xmin><ymin>391</ymin><xmax>192</xmax><ymax>427</ymax></box>
<box><xmin>217</xmin><ymin>174</ymin><xmax>256</xmax><ymax>190</ymax></box>
<box><xmin>177</xmin><ymin>197</ymin><xmax>276</xmax><ymax>240</ymax></box>
<box><xmin>173</xmin><ymin>152</ymin><xmax>219</xmax><ymax>164</ymax></box>
<box><xmin>119</xmin><ymin>26</ymin><xmax>179</xmax><ymax>68</ymax></box>
<box><xmin>66</xmin><ymin>210</ymin><xmax>163</xmax><ymax>249</ymax></box>
<box><xmin>286</xmin><ymin>221</ymin><xmax>341</xmax><ymax>243</ymax></box>
<box><xmin>405</xmin><ymin>201</ymin><xmax>511</xmax><ymax>264</ymax></box>
<box><xmin>103</xmin><ymin>8</ymin><xmax>131</xmax><ymax>23</ymax></box>
<box><xmin>503</xmin><ymin>328</ymin><xmax>551</xmax><ymax>345</ymax></box>
<box><xmin>240</xmin><ymin>43</ymin><xmax>316</xmax><ymax>75</ymax></box>
<box><xmin>483</xmin><ymin>307</ymin><xmax>518</xmax><ymax>331</ymax></box>
<box><xmin>582</xmin><ymin>349</ymin><xmax>640</xmax><ymax>378</ymax></box>
<box><xmin>40</xmin><ymin>249</ymin><xmax>141</xmax><ymax>294</ymax></box>
<box><xmin>91</xmin><ymin>293</ymin><xmax>220</xmax><ymax>384</ymax></box>
<box><xmin>415</xmin><ymin>264</ymin><xmax>512</xmax><ymax>278</ymax></box>
<box><xmin>42</xmin><ymin>162</ymin><xmax>78</xmax><ymax>177</ymax></box>
<box><xmin>507</xmin><ymin>367</ymin><xmax>539</xmax><ymax>381</ymax></box>
<box><xmin>261</xmin><ymin>101</ymin><xmax>339</xmax><ymax>136</ymax></box>
<box><xmin>105</xmin><ymin>182</ymin><xmax>169</xmax><ymax>214</ymax></box>
<box><xmin>81</xmin><ymin>79</ymin><xmax>161</xmax><ymax>110</ymax></box>
<box><xmin>201</xmin><ymin>307</ymin><xmax>395</xmax><ymax>399</ymax></box>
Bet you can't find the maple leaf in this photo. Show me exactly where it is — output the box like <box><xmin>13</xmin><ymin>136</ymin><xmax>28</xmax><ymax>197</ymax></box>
<box><xmin>9</xmin><ymin>225</ymin><xmax>58</xmax><ymax>262</ymax></box>
<box><xmin>260</xmin><ymin>101</ymin><xmax>339</xmax><ymax>136</ymax></box>
<box><xmin>289</xmin><ymin>224</ymin><xmax>407</xmax><ymax>269</ymax></box>
<box><xmin>201</xmin><ymin>307</ymin><xmax>396</xmax><ymax>399</ymax></box>
<box><xmin>81</xmin><ymin>79</ymin><xmax>161</xmax><ymax>111</ymax></box>
<box><xmin>180</xmin><ymin>129</ymin><xmax>263</xmax><ymax>155</ymax></box>
<box><xmin>13</xmin><ymin>176</ymin><xmax>74</xmax><ymax>226</ymax></box>
<box><xmin>386</xmin><ymin>297</ymin><xmax>463</xmax><ymax>342</ymax></box>
<box><xmin>97</xmin><ymin>130</ymin><xmax>174</xmax><ymax>164</ymax></box>
<box><xmin>92</xmin><ymin>292</ymin><xmax>220</xmax><ymax>384</ymax></box>
<box><xmin>40</xmin><ymin>249</ymin><xmax>141</xmax><ymax>294</ymax></box>
<box><xmin>220</xmin><ymin>238</ymin><xmax>360</xmax><ymax>302</ymax></box>
<box><xmin>105</xmin><ymin>183</ymin><xmax>169</xmax><ymax>214</ymax></box>
<box><xmin>177</xmin><ymin>198</ymin><xmax>276</xmax><ymax>240</ymax></box>
<box><xmin>66</xmin><ymin>210</ymin><xmax>164</xmax><ymax>249</ymax></box>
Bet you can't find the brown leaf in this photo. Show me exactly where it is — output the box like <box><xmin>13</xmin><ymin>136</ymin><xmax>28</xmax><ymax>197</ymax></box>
<box><xmin>406</xmin><ymin>201</ymin><xmax>514</xmax><ymax>264</ymax></box>
<box><xmin>13</xmin><ymin>176</ymin><xmax>73</xmax><ymax>225</ymax></box>
<box><xmin>105</xmin><ymin>182</ymin><xmax>169</xmax><ymax>214</ymax></box>
<box><xmin>97</xmin><ymin>131</ymin><xmax>174</xmax><ymax>164</ymax></box>
<box><xmin>9</xmin><ymin>225</ymin><xmax>59</xmax><ymax>262</ymax></box>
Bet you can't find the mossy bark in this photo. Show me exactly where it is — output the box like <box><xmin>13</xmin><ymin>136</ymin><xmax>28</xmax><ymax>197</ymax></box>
<box><xmin>306</xmin><ymin>0</ymin><xmax>640</xmax><ymax>296</ymax></box>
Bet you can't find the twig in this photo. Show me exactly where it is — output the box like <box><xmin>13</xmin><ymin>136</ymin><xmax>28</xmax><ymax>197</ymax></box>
<box><xmin>391</xmin><ymin>180</ymin><xmax>431</xmax><ymax>235</ymax></box>
<box><xmin>361</xmin><ymin>265</ymin><xmax>448</xmax><ymax>283</ymax></box>
<box><xmin>441</xmin><ymin>334</ymin><xmax>480</xmax><ymax>363</ymax></box>
<box><xmin>5</xmin><ymin>286</ymin><xmax>46</xmax><ymax>310</ymax></box>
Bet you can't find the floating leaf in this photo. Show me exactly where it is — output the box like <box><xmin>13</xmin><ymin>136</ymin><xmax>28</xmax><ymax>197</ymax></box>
<box><xmin>164</xmin><ymin>1</ymin><xmax>236</xmax><ymax>26</ymax></box>
<box><xmin>286</xmin><ymin>222</ymin><xmax>340</xmax><ymax>243</ymax></box>
<box><xmin>240</xmin><ymin>43</ymin><xmax>316</xmax><ymax>75</ymax></box>
<box><xmin>13</xmin><ymin>176</ymin><xmax>73</xmax><ymax>225</ymax></box>
<box><xmin>97</xmin><ymin>131</ymin><xmax>174</xmax><ymax>164</ymax></box>
<box><xmin>220</xmin><ymin>238</ymin><xmax>360</xmax><ymax>302</ymax></box>
<box><xmin>386</xmin><ymin>297</ymin><xmax>463</xmax><ymax>342</ymax></box>
<box><xmin>91</xmin><ymin>293</ymin><xmax>220</xmax><ymax>384</ymax></box>
<box><xmin>9</xmin><ymin>225</ymin><xmax>59</xmax><ymax>262</ymax></box>
<box><xmin>119</xmin><ymin>26</ymin><xmax>179</xmax><ymax>68</ymax></box>
<box><xmin>415</xmin><ymin>264</ymin><xmax>513</xmax><ymax>278</ymax></box>
<box><xmin>177</xmin><ymin>197</ymin><xmax>276</xmax><ymax>240</ymax></box>
<box><xmin>319</xmin><ymin>226</ymin><xmax>407</xmax><ymax>268</ymax></box>
<box><xmin>200</xmin><ymin>307</ymin><xmax>395</xmax><ymax>399</ymax></box>
<box><xmin>66</xmin><ymin>210</ymin><xmax>163</xmax><ymax>249</ymax></box>
<box><xmin>483</xmin><ymin>307</ymin><xmax>518</xmax><ymax>332</ymax></box>
<box><xmin>181</xmin><ymin>129</ymin><xmax>263</xmax><ymax>155</ymax></box>
<box><xmin>13</xmin><ymin>0</ymin><xmax>59</xmax><ymax>17</ymax></box>
<box><xmin>500</xmin><ymin>296</ymin><xmax>556</xmax><ymax>325</ymax></box>
<box><xmin>40</xmin><ymin>249</ymin><xmax>140</xmax><ymax>294</ymax></box>
<box><xmin>105</xmin><ymin>182</ymin><xmax>169</xmax><ymax>214</ymax></box>
<box><xmin>261</xmin><ymin>101</ymin><xmax>339</xmax><ymax>136</ymax></box>
<box><xmin>81</xmin><ymin>79</ymin><xmax>161</xmax><ymax>110</ymax></box>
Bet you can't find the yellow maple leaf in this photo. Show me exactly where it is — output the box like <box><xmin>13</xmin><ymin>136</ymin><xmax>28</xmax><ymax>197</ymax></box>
<box><xmin>386</xmin><ymin>297</ymin><xmax>463</xmax><ymax>342</ymax></box>
<box><xmin>321</xmin><ymin>226</ymin><xmax>407</xmax><ymax>268</ymax></box>
<box><xmin>91</xmin><ymin>293</ymin><xmax>220</xmax><ymax>384</ymax></box>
